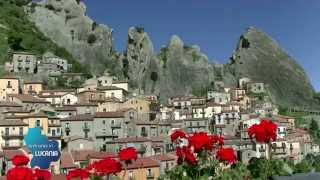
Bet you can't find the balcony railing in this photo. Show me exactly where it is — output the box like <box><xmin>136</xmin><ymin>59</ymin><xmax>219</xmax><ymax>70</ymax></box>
<box><xmin>2</xmin><ymin>132</ymin><xmax>24</xmax><ymax>139</ymax></box>
<box><xmin>111</xmin><ymin>123</ymin><xmax>121</xmax><ymax>129</ymax></box>
<box><xmin>95</xmin><ymin>132</ymin><xmax>118</xmax><ymax>138</ymax></box>
<box><xmin>146</xmin><ymin>173</ymin><xmax>154</xmax><ymax>179</ymax></box>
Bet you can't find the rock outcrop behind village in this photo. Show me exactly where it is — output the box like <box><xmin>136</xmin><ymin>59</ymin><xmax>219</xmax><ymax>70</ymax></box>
<box><xmin>21</xmin><ymin>0</ymin><xmax>320</xmax><ymax>108</ymax></box>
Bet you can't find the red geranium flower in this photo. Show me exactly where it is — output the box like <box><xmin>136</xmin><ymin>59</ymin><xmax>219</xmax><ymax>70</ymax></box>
<box><xmin>210</xmin><ymin>135</ymin><xmax>224</xmax><ymax>146</ymax></box>
<box><xmin>92</xmin><ymin>158</ymin><xmax>122</xmax><ymax>175</ymax></box>
<box><xmin>7</xmin><ymin>167</ymin><xmax>33</xmax><ymax>180</ymax></box>
<box><xmin>66</xmin><ymin>168</ymin><xmax>89</xmax><ymax>180</ymax></box>
<box><xmin>248</xmin><ymin>119</ymin><xmax>277</xmax><ymax>143</ymax></box>
<box><xmin>12</xmin><ymin>155</ymin><xmax>29</xmax><ymax>167</ymax></box>
<box><xmin>188</xmin><ymin>132</ymin><xmax>212</xmax><ymax>152</ymax></box>
<box><xmin>216</xmin><ymin>148</ymin><xmax>237</xmax><ymax>164</ymax></box>
<box><xmin>33</xmin><ymin>169</ymin><xmax>51</xmax><ymax>180</ymax></box>
<box><xmin>170</xmin><ymin>130</ymin><xmax>187</xmax><ymax>142</ymax></box>
<box><xmin>176</xmin><ymin>146</ymin><xmax>197</xmax><ymax>166</ymax></box>
<box><xmin>119</xmin><ymin>147</ymin><xmax>137</xmax><ymax>164</ymax></box>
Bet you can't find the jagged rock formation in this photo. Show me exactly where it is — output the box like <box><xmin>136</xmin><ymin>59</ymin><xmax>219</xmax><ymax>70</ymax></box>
<box><xmin>25</xmin><ymin>1</ymin><xmax>319</xmax><ymax>107</ymax></box>
<box><xmin>124</xmin><ymin>28</ymin><xmax>217</xmax><ymax>102</ymax></box>
<box><xmin>26</xmin><ymin>0</ymin><xmax>115</xmax><ymax>74</ymax></box>
<box><xmin>227</xmin><ymin>27</ymin><xmax>318</xmax><ymax>108</ymax></box>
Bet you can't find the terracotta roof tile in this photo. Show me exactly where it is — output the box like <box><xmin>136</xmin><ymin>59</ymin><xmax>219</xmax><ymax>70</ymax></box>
<box><xmin>3</xmin><ymin>149</ymin><xmax>26</xmax><ymax>160</ymax></box>
<box><xmin>123</xmin><ymin>157</ymin><xmax>159</xmax><ymax>170</ymax></box>
<box><xmin>0</xmin><ymin>101</ymin><xmax>22</xmax><ymax>107</ymax></box>
<box><xmin>94</xmin><ymin>111</ymin><xmax>124</xmax><ymax>118</ymax></box>
<box><xmin>108</xmin><ymin>137</ymin><xmax>151</xmax><ymax>144</ymax></box>
<box><xmin>0</xmin><ymin>120</ymin><xmax>28</xmax><ymax>126</ymax></box>
<box><xmin>8</xmin><ymin>94</ymin><xmax>49</xmax><ymax>103</ymax></box>
<box><xmin>97</xmin><ymin>86</ymin><xmax>126</xmax><ymax>91</ymax></box>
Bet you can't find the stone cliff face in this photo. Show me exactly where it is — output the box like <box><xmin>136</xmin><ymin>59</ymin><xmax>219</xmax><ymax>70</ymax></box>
<box><xmin>227</xmin><ymin>27</ymin><xmax>317</xmax><ymax>107</ymax></box>
<box><xmin>123</xmin><ymin>28</ymin><xmax>217</xmax><ymax>102</ymax></box>
<box><xmin>27</xmin><ymin>0</ymin><xmax>115</xmax><ymax>74</ymax></box>
<box><xmin>26</xmin><ymin>1</ymin><xmax>319</xmax><ymax>107</ymax></box>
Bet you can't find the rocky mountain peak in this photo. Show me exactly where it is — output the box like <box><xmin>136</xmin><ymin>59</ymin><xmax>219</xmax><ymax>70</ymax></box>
<box><xmin>228</xmin><ymin>26</ymin><xmax>317</xmax><ymax>107</ymax></box>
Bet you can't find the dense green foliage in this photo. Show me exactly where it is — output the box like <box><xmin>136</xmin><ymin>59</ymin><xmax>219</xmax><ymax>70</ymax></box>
<box><xmin>247</xmin><ymin>158</ymin><xmax>292</xmax><ymax>179</ymax></box>
<box><xmin>0</xmin><ymin>0</ymin><xmax>91</xmax><ymax>77</ymax></box>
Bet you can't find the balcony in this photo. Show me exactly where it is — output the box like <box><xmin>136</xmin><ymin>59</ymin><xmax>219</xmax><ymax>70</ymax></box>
<box><xmin>82</xmin><ymin>125</ymin><xmax>90</xmax><ymax>132</ymax></box>
<box><xmin>146</xmin><ymin>173</ymin><xmax>154</xmax><ymax>179</ymax></box>
<box><xmin>2</xmin><ymin>142</ymin><xmax>23</xmax><ymax>150</ymax></box>
<box><xmin>111</xmin><ymin>123</ymin><xmax>121</xmax><ymax>129</ymax></box>
<box><xmin>2</xmin><ymin>132</ymin><xmax>24</xmax><ymax>139</ymax></box>
<box><xmin>95</xmin><ymin>131</ymin><xmax>118</xmax><ymax>138</ymax></box>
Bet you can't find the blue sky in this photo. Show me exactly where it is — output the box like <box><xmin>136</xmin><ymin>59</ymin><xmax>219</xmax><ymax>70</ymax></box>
<box><xmin>83</xmin><ymin>0</ymin><xmax>320</xmax><ymax>91</ymax></box>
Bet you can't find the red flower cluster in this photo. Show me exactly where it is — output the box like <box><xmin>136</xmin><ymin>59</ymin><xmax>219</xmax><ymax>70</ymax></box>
<box><xmin>176</xmin><ymin>146</ymin><xmax>197</xmax><ymax>165</ymax></box>
<box><xmin>171</xmin><ymin>130</ymin><xmax>236</xmax><ymax>166</ymax></box>
<box><xmin>216</xmin><ymin>148</ymin><xmax>237</xmax><ymax>164</ymax></box>
<box><xmin>33</xmin><ymin>169</ymin><xmax>51</xmax><ymax>180</ymax></box>
<box><xmin>170</xmin><ymin>129</ymin><xmax>187</xmax><ymax>142</ymax></box>
<box><xmin>86</xmin><ymin>158</ymin><xmax>122</xmax><ymax>176</ymax></box>
<box><xmin>7</xmin><ymin>167</ymin><xmax>33</xmax><ymax>180</ymax></box>
<box><xmin>67</xmin><ymin>168</ymin><xmax>90</xmax><ymax>180</ymax></box>
<box><xmin>7</xmin><ymin>155</ymin><xmax>52</xmax><ymax>180</ymax></box>
<box><xmin>248</xmin><ymin>119</ymin><xmax>277</xmax><ymax>143</ymax></box>
<box><xmin>119</xmin><ymin>147</ymin><xmax>138</xmax><ymax>164</ymax></box>
<box><xmin>67</xmin><ymin>147</ymin><xmax>138</xmax><ymax>179</ymax></box>
<box><xmin>12</xmin><ymin>155</ymin><xmax>29</xmax><ymax>166</ymax></box>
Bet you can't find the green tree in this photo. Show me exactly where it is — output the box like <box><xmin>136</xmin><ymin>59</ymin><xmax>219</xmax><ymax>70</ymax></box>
<box><xmin>293</xmin><ymin>160</ymin><xmax>312</xmax><ymax>174</ymax></box>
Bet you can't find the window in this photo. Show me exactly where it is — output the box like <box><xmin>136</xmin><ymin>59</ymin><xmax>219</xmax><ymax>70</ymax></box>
<box><xmin>102</xmin><ymin>120</ymin><xmax>106</xmax><ymax>125</ymax></box>
<box><xmin>147</xmin><ymin>169</ymin><xmax>152</xmax><ymax>176</ymax></box>
<box><xmin>65</xmin><ymin>123</ymin><xmax>70</xmax><ymax>128</ymax></box>
<box><xmin>19</xmin><ymin>127</ymin><xmax>23</xmax><ymax>135</ymax></box>
<box><xmin>36</xmin><ymin>120</ymin><xmax>41</xmax><ymax>127</ymax></box>
<box><xmin>111</xmin><ymin>92</ymin><xmax>115</xmax><ymax>97</ymax></box>
<box><xmin>67</xmin><ymin>99</ymin><xmax>71</xmax><ymax>104</ymax></box>
<box><xmin>57</xmin><ymin>128</ymin><xmax>60</xmax><ymax>133</ymax></box>
<box><xmin>48</xmin><ymin>128</ymin><xmax>51</xmax><ymax>134</ymax></box>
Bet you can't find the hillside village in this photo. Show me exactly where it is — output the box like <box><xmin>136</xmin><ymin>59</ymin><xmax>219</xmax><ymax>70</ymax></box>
<box><xmin>0</xmin><ymin>51</ymin><xmax>319</xmax><ymax>179</ymax></box>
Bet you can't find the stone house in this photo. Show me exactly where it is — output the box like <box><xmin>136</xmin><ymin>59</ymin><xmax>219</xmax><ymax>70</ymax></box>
<box><xmin>61</xmin><ymin>114</ymin><xmax>94</xmax><ymax>140</ymax></box>
<box><xmin>150</xmin><ymin>154</ymin><xmax>176</xmax><ymax>175</ymax></box>
<box><xmin>105</xmin><ymin>137</ymin><xmax>153</xmax><ymax>157</ymax></box>
<box><xmin>38</xmin><ymin>62</ymin><xmax>62</xmax><ymax>76</ymax></box>
<box><xmin>230</xmin><ymin>88</ymin><xmax>246</xmax><ymax>101</ymax></box>
<box><xmin>247</xmin><ymin>82</ymin><xmax>265</xmax><ymax>94</ymax></box>
<box><xmin>0</xmin><ymin>120</ymin><xmax>28</xmax><ymax>150</ymax></box>
<box><xmin>55</xmin><ymin>106</ymin><xmax>77</xmax><ymax>119</ymax></box>
<box><xmin>61</xmin><ymin>93</ymin><xmax>78</xmax><ymax>105</ymax></box>
<box><xmin>97</xmin><ymin>75</ymin><xmax>113</xmax><ymax>87</ymax></box>
<box><xmin>0</xmin><ymin>101</ymin><xmax>22</xmax><ymax>119</ymax></box>
<box><xmin>123</xmin><ymin>97</ymin><xmax>151</xmax><ymax>121</ymax></box>
<box><xmin>63</xmin><ymin>137</ymin><xmax>94</xmax><ymax>151</ymax></box>
<box><xmin>118</xmin><ymin>157</ymin><xmax>160</xmax><ymax>180</ymax></box>
<box><xmin>239</xmin><ymin>77</ymin><xmax>251</xmax><ymax>89</ymax></box>
<box><xmin>42</xmin><ymin>54</ymin><xmax>70</xmax><ymax>72</ymax></box>
<box><xmin>93</xmin><ymin>111</ymin><xmax>128</xmax><ymax>151</ymax></box>
<box><xmin>97</xmin><ymin>86</ymin><xmax>127</xmax><ymax>102</ymax></box>
<box><xmin>65</xmin><ymin>103</ymin><xmax>98</xmax><ymax>115</ymax></box>
<box><xmin>47</xmin><ymin>117</ymin><xmax>62</xmax><ymax>142</ymax></box>
<box><xmin>205</xmin><ymin>102</ymin><xmax>222</xmax><ymax>118</ymax></box>
<box><xmin>207</xmin><ymin>91</ymin><xmax>231</xmax><ymax>104</ymax></box>
<box><xmin>11</xmin><ymin>52</ymin><xmax>37</xmax><ymax>74</ymax></box>
<box><xmin>78</xmin><ymin>90</ymin><xmax>105</xmax><ymax>104</ymax></box>
<box><xmin>23</xmin><ymin>81</ymin><xmax>43</xmax><ymax>95</ymax></box>
<box><xmin>0</xmin><ymin>76</ymin><xmax>19</xmax><ymax>101</ymax></box>
<box><xmin>168</xmin><ymin>95</ymin><xmax>192</xmax><ymax>109</ymax></box>
<box><xmin>183</xmin><ymin>118</ymin><xmax>209</xmax><ymax>133</ymax></box>
<box><xmin>97</xmin><ymin>97</ymin><xmax>122</xmax><ymax>112</ymax></box>
<box><xmin>112</xmin><ymin>81</ymin><xmax>129</xmax><ymax>92</ymax></box>
<box><xmin>7</xmin><ymin>94</ymin><xmax>50</xmax><ymax>111</ymax></box>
